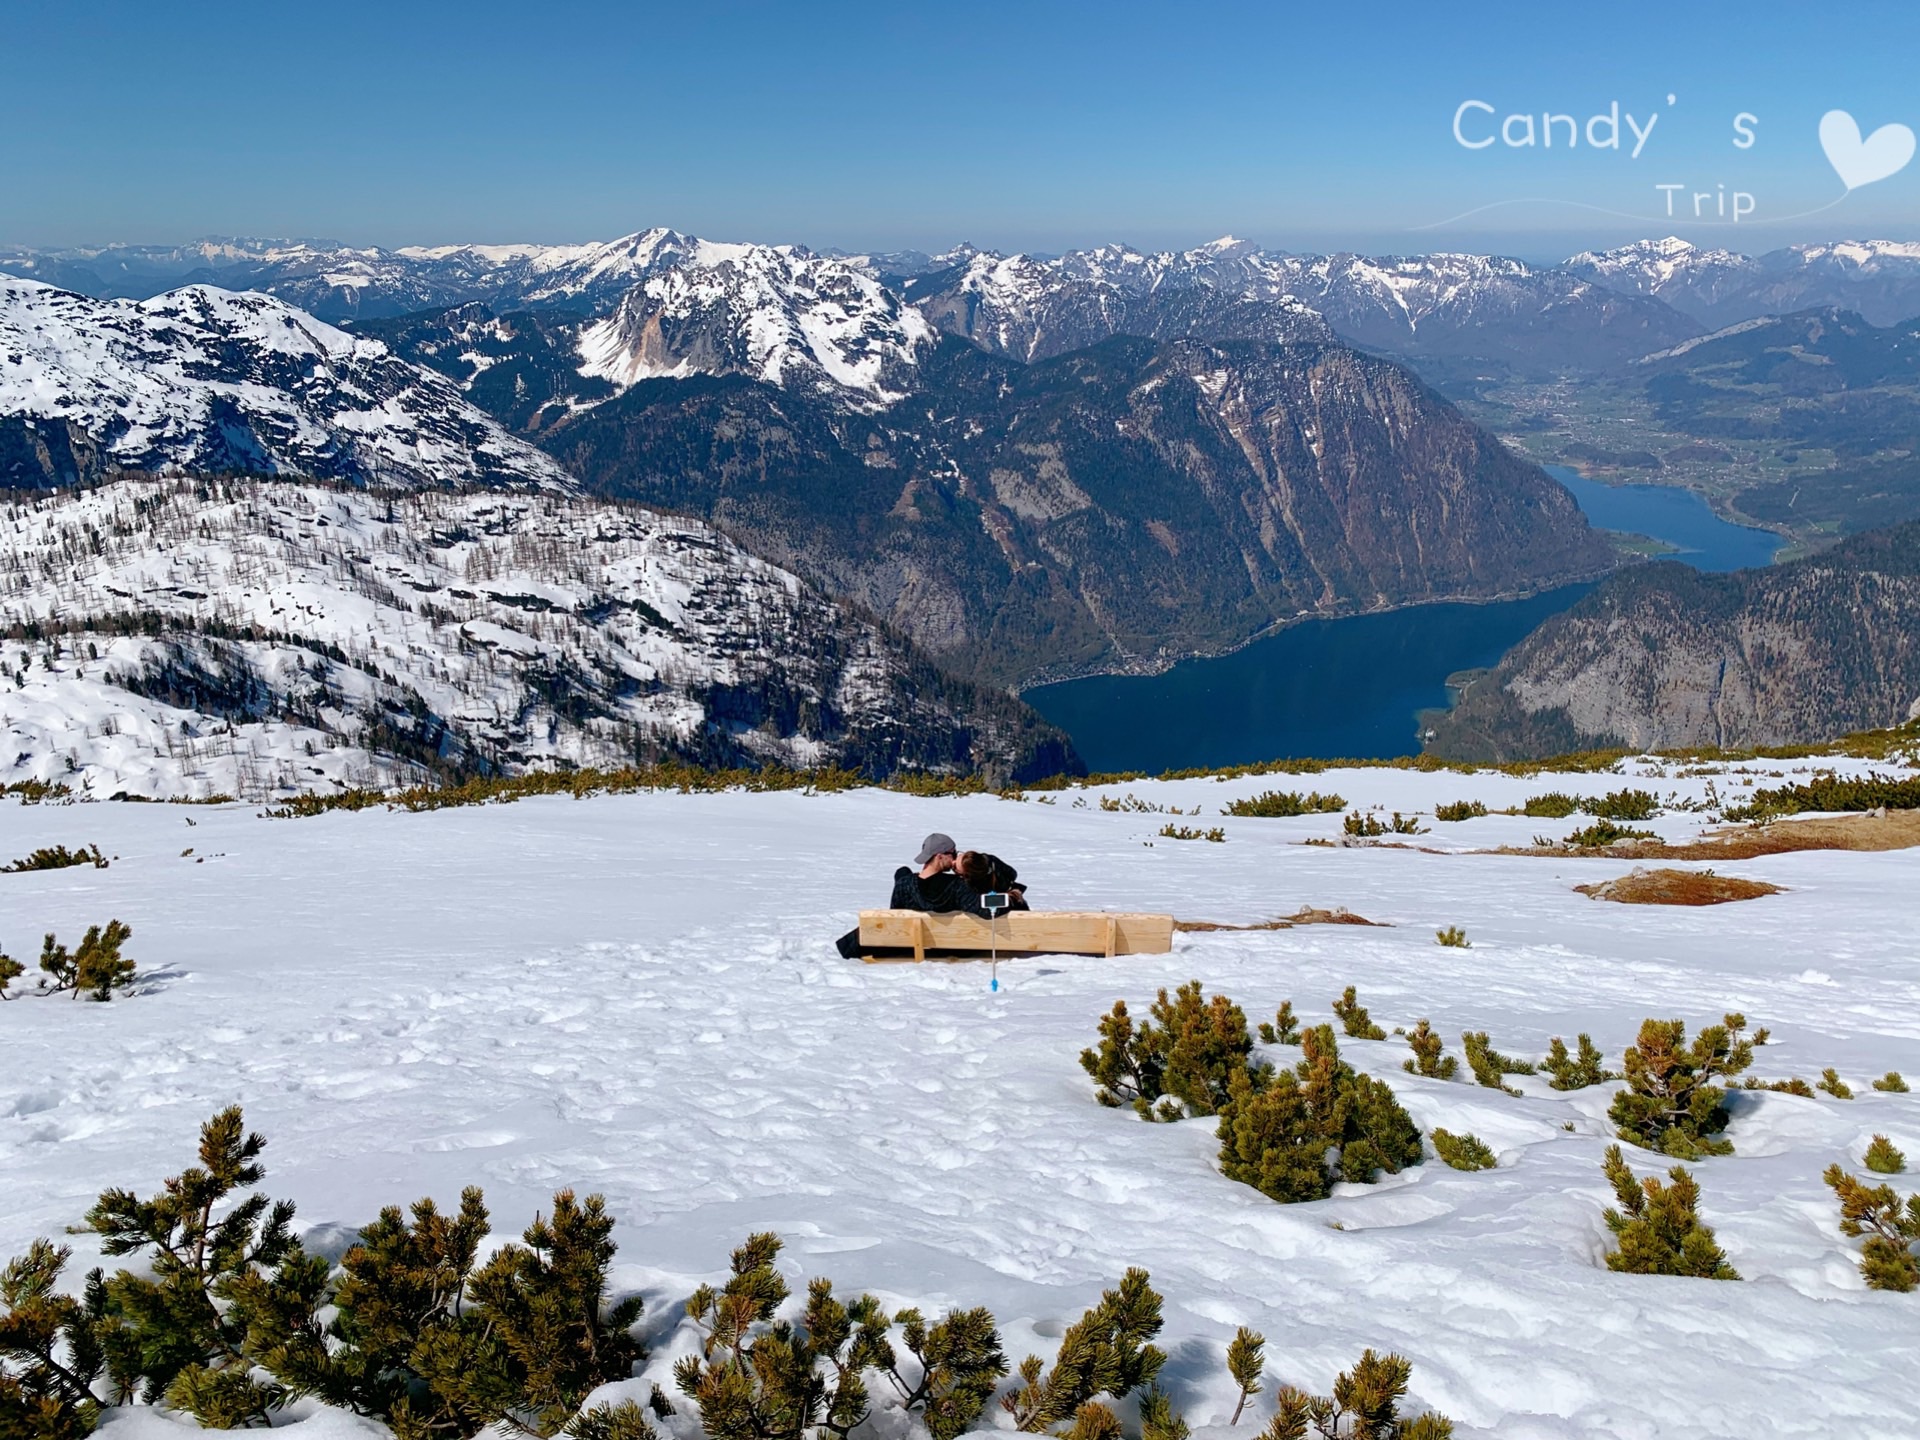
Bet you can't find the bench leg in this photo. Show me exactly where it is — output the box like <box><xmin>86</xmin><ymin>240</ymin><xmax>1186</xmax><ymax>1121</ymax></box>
<box><xmin>913</xmin><ymin>919</ymin><xmax>926</xmax><ymax>963</ymax></box>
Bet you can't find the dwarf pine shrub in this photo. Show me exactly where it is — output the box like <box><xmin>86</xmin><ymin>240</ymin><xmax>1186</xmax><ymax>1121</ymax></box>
<box><xmin>1743</xmin><ymin>1075</ymin><xmax>1815</xmax><ymax>1097</ymax></box>
<box><xmin>1543</xmin><ymin>1034</ymin><xmax>1614</xmax><ymax>1090</ymax></box>
<box><xmin>1461</xmin><ymin>1031</ymin><xmax>1534</xmax><ymax>1096</ymax></box>
<box><xmin>1216</xmin><ymin>1026</ymin><xmax>1423</xmax><ymax>1203</ymax></box>
<box><xmin>1224</xmin><ymin>790</ymin><xmax>1345</xmax><ymax>818</ymax></box>
<box><xmin>1611</xmin><ymin>1014</ymin><xmax>1753</xmax><ymax>1158</ymax></box>
<box><xmin>1874</xmin><ymin>1071</ymin><xmax>1910</xmax><ymax>1093</ymax></box>
<box><xmin>1866</xmin><ymin>1135</ymin><xmax>1908</xmax><ymax>1175</ymax></box>
<box><xmin>1225</xmin><ymin>1327</ymin><xmax>1264</xmax><ymax>1424</ymax></box>
<box><xmin>1430</xmin><ymin>1130</ymin><xmax>1496</xmax><ymax>1171</ymax></box>
<box><xmin>677</xmin><ymin>1234</ymin><xmax>890</xmax><ymax>1440</ymax></box>
<box><xmin>1080</xmin><ymin>983</ymin><xmax>1269</xmax><ymax>1120</ymax></box>
<box><xmin>0</xmin><ymin>950</ymin><xmax>22</xmax><ymax>999</ymax></box>
<box><xmin>1260</xmin><ymin>1350</ymin><xmax>1454</xmax><ymax>1440</ymax></box>
<box><xmin>1342</xmin><ymin>811</ymin><xmax>1386</xmax><ymax>838</ymax></box>
<box><xmin>1257</xmin><ymin>1001</ymin><xmax>1301</xmax><ymax>1046</ymax></box>
<box><xmin>1002</xmin><ymin>1269</ymin><xmax>1166</xmax><ymax>1435</ymax></box>
<box><xmin>1565</xmin><ymin>820</ymin><xmax>1657</xmax><ymax>848</ymax></box>
<box><xmin>1431</xmin><ymin>800</ymin><xmax>1487</xmax><ymax>822</ymax></box>
<box><xmin>1523</xmin><ymin>792</ymin><xmax>1581</xmax><ymax>819</ymax></box>
<box><xmin>886</xmin><ymin>1306</ymin><xmax>1009</xmax><ymax>1440</ymax></box>
<box><xmin>1817</xmin><ymin>1068</ymin><xmax>1855</xmax><ymax>1099</ymax></box>
<box><xmin>35</xmin><ymin>921</ymin><xmax>135</xmax><ymax>1001</ymax></box>
<box><xmin>1433</xmin><ymin>926</ymin><xmax>1469</xmax><ymax>949</ymax></box>
<box><xmin>1585</xmin><ymin>788</ymin><xmax>1661</xmax><ymax>822</ymax></box>
<box><xmin>0</xmin><ymin>1239</ymin><xmax>107</xmax><ymax>1440</ymax></box>
<box><xmin>1823</xmin><ymin>1166</ymin><xmax>1920</xmax><ymax>1291</ymax></box>
<box><xmin>1600</xmin><ymin>1145</ymin><xmax>1739</xmax><ymax>1280</ymax></box>
<box><xmin>1332</xmin><ymin>986</ymin><xmax>1386</xmax><ymax>1041</ymax></box>
<box><xmin>1402</xmin><ymin>1021</ymin><xmax>1457</xmax><ymax>1079</ymax></box>
<box><xmin>2</xmin><ymin>844</ymin><xmax>108</xmax><ymax>872</ymax></box>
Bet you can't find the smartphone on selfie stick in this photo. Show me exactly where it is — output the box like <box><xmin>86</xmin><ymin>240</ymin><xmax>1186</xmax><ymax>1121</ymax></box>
<box><xmin>982</xmin><ymin>892</ymin><xmax>1011</xmax><ymax>990</ymax></box>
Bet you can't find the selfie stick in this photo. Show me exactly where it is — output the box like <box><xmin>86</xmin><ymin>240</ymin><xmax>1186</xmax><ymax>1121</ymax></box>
<box><xmin>983</xmin><ymin>891</ymin><xmax>1010</xmax><ymax>992</ymax></box>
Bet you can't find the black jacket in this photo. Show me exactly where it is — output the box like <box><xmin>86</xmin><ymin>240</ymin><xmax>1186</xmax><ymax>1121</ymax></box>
<box><xmin>891</xmin><ymin>865</ymin><xmax>988</xmax><ymax>916</ymax></box>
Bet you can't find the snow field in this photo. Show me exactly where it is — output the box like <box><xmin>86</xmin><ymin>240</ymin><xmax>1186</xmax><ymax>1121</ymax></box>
<box><xmin>2</xmin><ymin>759</ymin><xmax>1917</xmax><ymax>1439</ymax></box>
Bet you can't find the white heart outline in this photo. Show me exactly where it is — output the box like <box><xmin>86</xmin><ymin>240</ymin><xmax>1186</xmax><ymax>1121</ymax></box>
<box><xmin>1819</xmin><ymin>109</ymin><xmax>1916</xmax><ymax>191</ymax></box>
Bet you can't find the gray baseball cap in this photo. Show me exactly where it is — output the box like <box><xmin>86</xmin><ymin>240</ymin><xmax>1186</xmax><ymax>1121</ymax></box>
<box><xmin>914</xmin><ymin>832</ymin><xmax>958</xmax><ymax>865</ymax></box>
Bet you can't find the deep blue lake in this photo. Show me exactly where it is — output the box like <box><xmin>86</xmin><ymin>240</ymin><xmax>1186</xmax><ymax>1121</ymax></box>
<box><xmin>1026</xmin><ymin>469</ymin><xmax>1782</xmax><ymax>772</ymax></box>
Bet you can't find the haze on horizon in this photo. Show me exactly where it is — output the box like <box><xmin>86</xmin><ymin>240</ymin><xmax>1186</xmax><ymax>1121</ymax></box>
<box><xmin>4</xmin><ymin>0</ymin><xmax>1917</xmax><ymax>261</ymax></box>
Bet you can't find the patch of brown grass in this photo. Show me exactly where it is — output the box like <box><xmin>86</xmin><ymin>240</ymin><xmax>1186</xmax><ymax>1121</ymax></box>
<box><xmin>1575</xmin><ymin>867</ymin><xmax>1782</xmax><ymax>906</ymax></box>
<box><xmin>1175</xmin><ymin>906</ymin><xmax>1386</xmax><ymax>932</ymax></box>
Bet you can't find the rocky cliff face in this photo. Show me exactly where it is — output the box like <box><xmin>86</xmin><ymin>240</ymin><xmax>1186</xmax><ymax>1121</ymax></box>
<box><xmin>1425</xmin><ymin>523</ymin><xmax>1920</xmax><ymax>758</ymax></box>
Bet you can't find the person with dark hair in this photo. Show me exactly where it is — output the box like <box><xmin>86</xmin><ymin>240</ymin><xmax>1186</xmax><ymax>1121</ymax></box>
<box><xmin>957</xmin><ymin>849</ymin><xmax>1029</xmax><ymax>909</ymax></box>
<box><xmin>835</xmin><ymin>832</ymin><xmax>989</xmax><ymax>959</ymax></box>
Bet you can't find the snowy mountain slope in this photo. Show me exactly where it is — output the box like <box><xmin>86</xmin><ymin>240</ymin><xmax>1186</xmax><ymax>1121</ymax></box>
<box><xmin>3</xmin><ymin>759</ymin><xmax>1917</xmax><ymax>1439</ymax></box>
<box><xmin>575</xmin><ymin>241</ymin><xmax>935</xmax><ymax>405</ymax></box>
<box><xmin>0</xmin><ymin>277</ymin><xmax>573</xmax><ymax>490</ymax></box>
<box><xmin>1565</xmin><ymin>237</ymin><xmax>1920</xmax><ymax>327</ymax></box>
<box><xmin>0</xmin><ymin>477</ymin><xmax>1072</xmax><ymax>799</ymax></box>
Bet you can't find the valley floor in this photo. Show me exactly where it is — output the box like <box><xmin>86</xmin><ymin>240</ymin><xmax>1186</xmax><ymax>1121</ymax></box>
<box><xmin>3</xmin><ymin>759</ymin><xmax>1917</xmax><ymax>1439</ymax></box>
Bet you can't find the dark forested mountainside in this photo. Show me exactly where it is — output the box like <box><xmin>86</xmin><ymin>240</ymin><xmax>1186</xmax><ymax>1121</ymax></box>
<box><xmin>1425</xmin><ymin>522</ymin><xmax>1920</xmax><ymax>759</ymax></box>
<box><xmin>538</xmin><ymin>335</ymin><xmax>1615</xmax><ymax>687</ymax></box>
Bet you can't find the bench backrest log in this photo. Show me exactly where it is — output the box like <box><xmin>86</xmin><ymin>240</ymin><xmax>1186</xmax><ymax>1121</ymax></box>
<box><xmin>857</xmin><ymin>909</ymin><xmax>1174</xmax><ymax>961</ymax></box>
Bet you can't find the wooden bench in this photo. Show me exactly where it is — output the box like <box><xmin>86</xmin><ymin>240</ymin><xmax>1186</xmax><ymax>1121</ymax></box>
<box><xmin>856</xmin><ymin>909</ymin><xmax>1174</xmax><ymax>962</ymax></box>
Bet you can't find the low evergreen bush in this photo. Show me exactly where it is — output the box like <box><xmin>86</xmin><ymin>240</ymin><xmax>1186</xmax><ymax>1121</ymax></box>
<box><xmin>1331</xmin><ymin>987</ymin><xmax>1386</xmax><ymax>1041</ymax></box>
<box><xmin>1259</xmin><ymin>1350</ymin><xmax>1453</xmax><ymax>1439</ymax></box>
<box><xmin>1256</xmin><ymin>1002</ymin><xmax>1301</xmax><ymax>1046</ymax></box>
<box><xmin>2</xmin><ymin>844</ymin><xmax>107</xmax><ymax>873</ymax></box>
<box><xmin>1584</xmin><ymin>788</ymin><xmax>1661</xmax><ymax>822</ymax></box>
<box><xmin>1431</xmin><ymin>801</ymin><xmax>1487</xmax><ymax>822</ymax></box>
<box><xmin>1542</xmin><ymin>1034</ymin><xmax>1614</xmax><ymax>1090</ymax></box>
<box><xmin>1564</xmin><ymin>820</ymin><xmax>1657</xmax><ymax>848</ymax></box>
<box><xmin>1223</xmin><ymin>790</ymin><xmax>1345</xmax><ymax>818</ymax></box>
<box><xmin>1156</xmin><ymin>824</ymin><xmax>1225</xmax><ymax>842</ymax></box>
<box><xmin>1723</xmin><ymin>769</ymin><xmax>1920</xmax><ymax>822</ymax></box>
<box><xmin>1873</xmin><ymin>1071</ymin><xmax>1910</xmax><ymax>1093</ymax></box>
<box><xmin>17</xmin><ymin>922</ymin><xmax>136</xmax><ymax>1001</ymax></box>
<box><xmin>1600</xmin><ymin>1145</ymin><xmax>1738</xmax><ymax>1280</ymax></box>
<box><xmin>1461</xmin><ymin>1032</ymin><xmax>1534</xmax><ymax>1096</ymax></box>
<box><xmin>1216</xmin><ymin>1027</ymin><xmax>1423</xmax><ymax>1203</ymax></box>
<box><xmin>1433</xmin><ymin>927</ymin><xmax>1469</xmax><ymax>949</ymax></box>
<box><xmin>1743</xmin><ymin>1076</ymin><xmax>1814</xmax><ymax>1097</ymax></box>
<box><xmin>1080</xmin><ymin>984</ymin><xmax>1269</xmax><ymax>1121</ymax></box>
<box><xmin>1225</xmin><ymin>1327</ymin><xmax>1264</xmax><ymax>1424</ymax></box>
<box><xmin>886</xmin><ymin>1307</ymin><xmax>1009</xmax><ymax>1440</ymax></box>
<box><xmin>1002</xmin><ymin>1269</ymin><xmax>1165</xmax><ymax>1436</ymax></box>
<box><xmin>1522</xmin><ymin>792</ymin><xmax>1581</xmax><ymax>819</ymax></box>
<box><xmin>1401</xmin><ymin>1021</ymin><xmax>1457</xmax><ymax>1079</ymax></box>
<box><xmin>1610</xmin><ymin>1014</ymin><xmax>1753</xmax><ymax>1158</ymax></box>
<box><xmin>1823</xmin><ymin>1166</ymin><xmax>1920</xmax><ymax>1291</ymax></box>
<box><xmin>1430</xmin><ymin>1130</ymin><xmax>1496</xmax><ymax>1171</ymax></box>
<box><xmin>1865</xmin><ymin>1135</ymin><xmax>1907</xmax><ymax>1175</ymax></box>
<box><xmin>1341</xmin><ymin>811</ymin><xmax>1426</xmax><ymax>838</ymax></box>
<box><xmin>1817</xmin><ymin>1068</ymin><xmax>1855</xmax><ymax>1099</ymax></box>
<box><xmin>676</xmin><ymin>1233</ymin><xmax>890</xmax><ymax>1440</ymax></box>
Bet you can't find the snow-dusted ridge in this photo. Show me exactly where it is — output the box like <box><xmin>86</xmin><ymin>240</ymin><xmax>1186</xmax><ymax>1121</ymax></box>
<box><xmin>0</xmin><ymin>276</ymin><xmax>572</xmax><ymax>490</ymax></box>
<box><xmin>0</xmin><ymin>478</ymin><xmax>1057</xmax><ymax>799</ymax></box>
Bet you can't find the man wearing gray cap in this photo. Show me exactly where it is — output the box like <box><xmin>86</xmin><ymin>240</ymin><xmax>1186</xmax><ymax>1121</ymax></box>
<box><xmin>889</xmin><ymin>832</ymin><xmax>985</xmax><ymax>914</ymax></box>
<box><xmin>834</xmin><ymin>831</ymin><xmax>984</xmax><ymax>959</ymax></box>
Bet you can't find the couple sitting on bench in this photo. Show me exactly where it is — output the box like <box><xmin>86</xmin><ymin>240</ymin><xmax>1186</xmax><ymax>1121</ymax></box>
<box><xmin>892</xmin><ymin>831</ymin><xmax>1029</xmax><ymax>915</ymax></box>
<box><xmin>835</xmin><ymin>832</ymin><xmax>1027</xmax><ymax>958</ymax></box>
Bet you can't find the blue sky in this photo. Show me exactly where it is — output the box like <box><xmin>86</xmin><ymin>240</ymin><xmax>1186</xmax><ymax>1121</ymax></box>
<box><xmin>5</xmin><ymin>0</ymin><xmax>1917</xmax><ymax>258</ymax></box>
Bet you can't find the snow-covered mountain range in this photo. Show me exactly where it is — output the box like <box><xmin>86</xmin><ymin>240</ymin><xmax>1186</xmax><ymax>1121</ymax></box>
<box><xmin>0</xmin><ymin>478</ymin><xmax>1070</xmax><ymax>798</ymax></box>
<box><xmin>0</xmin><ymin>278</ymin><xmax>570</xmax><ymax>490</ymax></box>
<box><xmin>1565</xmin><ymin>236</ymin><xmax>1920</xmax><ymax>326</ymax></box>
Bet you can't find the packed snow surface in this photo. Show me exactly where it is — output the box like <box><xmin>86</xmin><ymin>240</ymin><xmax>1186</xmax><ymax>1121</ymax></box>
<box><xmin>3</xmin><ymin>759</ymin><xmax>1917</xmax><ymax>1438</ymax></box>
